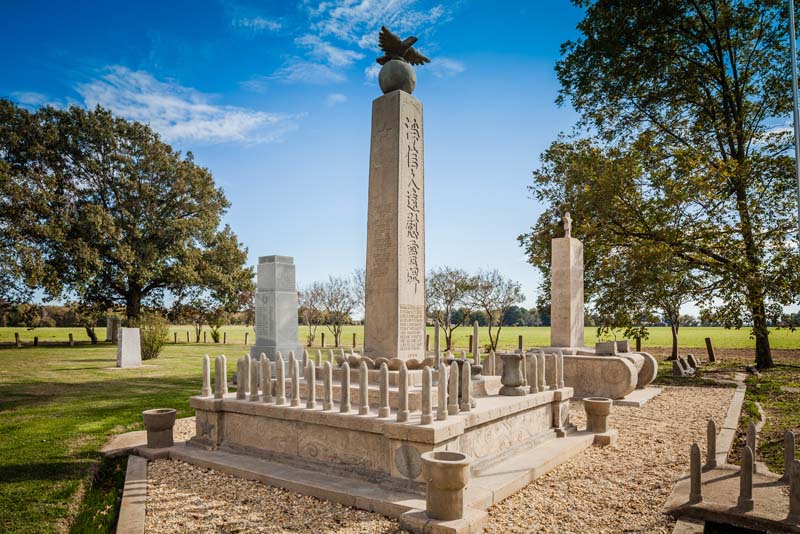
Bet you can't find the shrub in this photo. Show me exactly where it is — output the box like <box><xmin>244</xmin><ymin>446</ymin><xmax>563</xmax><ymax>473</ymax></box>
<box><xmin>140</xmin><ymin>313</ymin><xmax>169</xmax><ymax>360</ymax></box>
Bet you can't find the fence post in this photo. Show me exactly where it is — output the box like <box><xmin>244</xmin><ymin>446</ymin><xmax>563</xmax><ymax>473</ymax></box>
<box><xmin>68</xmin><ymin>333</ymin><xmax>74</xmax><ymax>347</ymax></box>
<box><xmin>33</xmin><ymin>336</ymin><xmax>39</xmax><ymax>346</ymax></box>
<box><xmin>14</xmin><ymin>332</ymin><xmax>21</xmax><ymax>348</ymax></box>
<box><xmin>245</xmin><ymin>332</ymin><xmax>249</xmax><ymax>345</ymax></box>
<box><xmin>223</xmin><ymin>332</ymin><xmax>227</xmax><ymax>345</ymax></box>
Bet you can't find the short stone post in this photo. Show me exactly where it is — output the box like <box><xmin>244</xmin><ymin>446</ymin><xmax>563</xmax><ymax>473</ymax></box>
<box><xmin>275</xmin><ymin>354</ymin><xmax>286</xmax><ymax>405</ymax></box>
<box><xmin>557</xmin><ymin>351</ymin><xmax>565</xmax><ymax>388</ymax></box>
<box><xmin>437</xmin><ymin>362</ymin><xmax>448</xmax><ymax>421</ymax></box>
<box><xmin>378</xmin><ymin>362</ymin><xmax>390</xmax><ymax>417</ymax></box>
<box><xmin>261</xmin><ymin>354</ymin><xmax>273</xmax><ymax>403</ymax></box>
<box><xmin>315</xmin><ymin>349</ymin><xmax>322</xmax><ymax>367</ymax></box>
<box><xmin>783</xmin><ymin>431</ymin><xmax>796</xmax><ymax>482</ymax></box>
<box><xmin>421</xmin><ymin>451</ymin><xmax>472</xmax><ymax>521</ymax></box>
<box><xmin>705</xmin><ymin>337</ymin><xmax>716</xmax><ymax>363</ymax></box>
<box><xmin>690</xmin><ymin>443</ymin><xmax>703</xmax><ymax>504</ymax></box>
<box><xmin>33</xmin><ymin>336</ymin><xmax>38</xmax><ymax>346</ymax></box>
<box><xmin>236</xmin><ymin>357</ymin><xmax>247</xmax><ymax>400</ymax></box>
<box><xmin>69</xmin><ymin>333</ymin><xmax>74</xmax><ymax>346</ymax></box>
<box><xmin>460</xmin><ymin>361</ymin><xmax>472</xmax><ymax>412</ymax></box>
<box><xmin>321</xmin><ymin>332</ymin><xmax>326</xmax><ymax>347</ymax></box>
<box><xmin>249</xmin><ymin>359</ymin><xmax>260</xmax><ymax>401</ymax></box>
<box><xmin>353</xmin><ymin>332</ymin><xmax>357</xmax><ymax>348</ymax></box>
<box><xmin>201</xmin><ymin>355</ymin><xmax>212</xmax><ymax>397</ymax></box>
<box><xmin>485</xmin><ymin>350</ymin><xmax>496</xmax><ymax>376</ymax></box>
<box><xmin>245</xmin><ymin>332</ymin><xmax>249</xmax><ymax>345</ymax></box>
<box><xmin>738</xmin><ymin>445</ymin><xmax>754</xmax><ymax>511</ymax></box>
<box><xmin>340</xmin><ymin>363</ymin><xmax>352</xmax><ymax>413</ymax></box>
<box><xmin>521</xmin><ymin>353</ymin><xmax>528</xmax><ymax>387</ymax></box>
<box><xmin>306</xmin><ymin>362</ymin><xmax>317</xmax><ymax>409</ymax></box>
<box><xmin>214</xmin><ymin>355</ymin><xmax>226</xmax><ymax>398</ymax></box>
<box><xmin>14</xmin><ymin>332</ymin><xmax>20</xmax><ymax>347</ymax></box>
<box><xmin>528</xmin><ymin>353</ymin><xmax>539</xmax><ymax>394</ymax></box>
<box><xmin>460</xmin><ymin>350</ymin><xmax>467</xmax><ymax>361</ymax></box>
<box><xmin>397</xmin><ymin>363</ymin><xmax>410</xmax><ymax>422</ymax></box>
<box><xmin>747</xmin><ymin>421</ymin><xmax>757</xmax><ymax>473</ymax></box>
<box><xmin>538</xmin><ymin>351</ymin><xmax>546</xmax><ymax>391</ymax></box>
<box><xmin>328</xmin><ymin>348</ymin><xmax>334</xmax><ymax>364</ymax></box>
<box><xmin>473</xmin><ymin>321</ymin><xmax>479</xmax><ymax>359</ymax></box>
<box><xmin>447</xmin><ymin>361</ymin><xmax>460</xmax><ymax>415</ymax></box>
<box><xmin>223</xmin><ymin>332</ymin><xmax>227</xmax><ymax>344</ymax></box>
<box><xmin>359</xmin><ymin>361</ymin><xmax>369</xmax><ymax>415</ymax></box>
<box><xmin>290</xmin><ymin>354</ymin><xmax>300</xmax><ymax>407</ymax></box>
<box><xmin>518</xmin><ymin>335</ymin><xmax>523</xmax><ymax>352</ymax></box>
<box><xmin>323</xmin><ymin>360</ymin><xmax>333</xmax><ymax>410</ymax></box>
<box><xmin>434</xmin><ymin>321</ymin><xmax>441</xmax><ymax>368</ymax></box>
<box><xmin>499</xmin><ymin>353</ymin><xmax>526</xmax><ymax>396</ymax></box>
<box><xmin>302</xmin><ymin>350</ymin><xmax>309</xmax><ymax>370</ymax></box>
<box><xmin>706</xmin><ymin>419</ymin><xmax>717</xmax><ymax>469</ymax></box>
<box><xmin>421</xmin><ymin>366</ymin><xmax>433</xmax><ymax>424</ymax></box>
<box><xmin>789</xmin><ymin>459</ymin><xmax>800</xmax><ymax>523</ymax></box>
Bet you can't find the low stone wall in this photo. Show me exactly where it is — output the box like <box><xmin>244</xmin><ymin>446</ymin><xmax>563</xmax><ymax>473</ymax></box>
<box><xmin>189</xmin><ymin>388</ymin><xmax>568</xmax><ymax>485</ymax></box>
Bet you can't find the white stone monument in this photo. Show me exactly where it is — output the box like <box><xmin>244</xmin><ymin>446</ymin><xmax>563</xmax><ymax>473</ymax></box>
<box><xmin>116</xmin><ymin>327</ymin><xmax>142</xmax><ymax>368</ymax></box>
<box><xmin>550</xmin><ymin>212</ymin><xmax>584</xmax><ymax>348</ymax></box>
<box><xmin>363</xmin><ymin>80</ymin><xmax>426</xmax><ymax>361</ymax></box>
<box><xmin>250</xmin><ymin>255</ymin><xmax>303</xmax><ymax>361</ymax></box>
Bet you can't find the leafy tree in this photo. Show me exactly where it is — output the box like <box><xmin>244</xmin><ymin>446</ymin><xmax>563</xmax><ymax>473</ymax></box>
<box><xmin>426</xmin><ymin>267</ymin><xmax>478</xmax><ymax>350</ymax></box>
<box><xmin>471</xmin><ymin>270</ymin><xmax>525</xmax><ymax>351</ymax></box>
<box><xmin>320</xmin><ymin>275</ymin><xmax>356</xmax><ymax>347</ymax></box>
<box><xmin>503</xmin><ymin>305</ymin><xmax>526</xmax><ymax>326</ymax></box>
<box><xmin>520</xmin><ymin>1</ymin><xmax>800</xmax><ymax>368</ymax></box>
<box><xmin>298</xmin><ymin>281</ymin><xmax>325</xmax><ymax>346</ymax></box>
<box><xmin>0</xmin><ymin>101</ymin><xmax>253</xmax><ymax>321</ymax></box>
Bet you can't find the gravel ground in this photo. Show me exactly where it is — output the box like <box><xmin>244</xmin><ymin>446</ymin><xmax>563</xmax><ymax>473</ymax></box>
<box><xmin>145</xmin><ymin>386</ymin><xmax>734</xmax><ymax>533</ymax></box>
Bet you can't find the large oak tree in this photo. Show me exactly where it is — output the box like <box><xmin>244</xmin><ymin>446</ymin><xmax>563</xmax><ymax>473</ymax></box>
<box><xmin>0</xmin><ymin>100</ymin><xmax>253</xmax><ymax>320</ymax></box>
<box><xmin>520</xmin><ymin>0</ymin><xmax>800</xmax><ymax>368</ymax></box>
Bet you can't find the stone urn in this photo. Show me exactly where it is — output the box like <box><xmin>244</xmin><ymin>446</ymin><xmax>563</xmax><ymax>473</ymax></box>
<box><xmin>142</xmin><ymin>408</ymin><xmax>176</xmax><ymax>449</ymax></box>
<box><xmin>420</xmin><ymin>451</ymin><xmax>472</xmax><ymax>521</ymax></box>
<box><xmin>499</xmin><ymin>353</ymin><xmax>526</xmax><ymax>396</ymax></box>
<box><xmin>583</xmin><ymin>397</ymin><xmax>612</xmax><ymax>433</ymax></box>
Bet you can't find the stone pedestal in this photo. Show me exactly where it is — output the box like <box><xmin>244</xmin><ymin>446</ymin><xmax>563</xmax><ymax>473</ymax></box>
<box><xmin>116</xmin><ymin>328</ymin><xmax>142</xmax><ymax>368</ymax></box>
<box><xmin>550</xmin><ymin>237</ymin><xmax>584</xmax><ymax>348</ymax></box>
<box><xmin>364</xmin><ymin>90</ymin><xmax>426</xmax><ymax>362</ymax></box>
<box><xmin>250</xmin><ymin>256</ymin><xmax>303</xmax><ymax>361</ymax></box>
<box><xmin>421</xmin><ymin>451</ymin><xmax>471</xmax><ymax>521</ymax></box>
<box><xmin>142</xmin><ymin>408</ymin><xmax>176</xmax><ymax>449</ymax></box>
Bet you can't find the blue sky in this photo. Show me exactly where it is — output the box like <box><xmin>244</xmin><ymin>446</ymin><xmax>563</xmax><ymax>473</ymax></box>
<box><xmin>1</xmin><ymin>0</ymin><xmax>584</xmax><ymax>308</ymax></box>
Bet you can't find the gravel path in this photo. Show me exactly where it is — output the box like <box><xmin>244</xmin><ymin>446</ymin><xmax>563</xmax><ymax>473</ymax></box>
<box><xmin>145</xmin><ymin>386</ymin><xmax>734</xmax><ymax>533</ymax></box>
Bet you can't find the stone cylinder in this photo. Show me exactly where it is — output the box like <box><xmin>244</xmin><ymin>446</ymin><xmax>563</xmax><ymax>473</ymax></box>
<box><xmin>142</xmin><ymin>408</ymin><xmax>176</xmax><ymax>449</ymax></box>
<box><xmin>499</xmin><ymin>353</ymin><xmax>526</xmax><ymax>396</ymax></box>
<box><xmin>421</xmin><ymin>451</ymin><xmax>471</xmax><ymax>521</ymax></box>
<box><xmin>584</xmin><ymin>397</ymin><xmax>612</xmax><ymax>433</ymax></box>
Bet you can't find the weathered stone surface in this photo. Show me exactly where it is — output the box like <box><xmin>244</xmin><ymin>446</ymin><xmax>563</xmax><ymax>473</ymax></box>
<box><xmin>421</xmin><ymin>451</ymin><xmax>471</xmax><ymax>521</ymax></box>
<box><xmin>563</xmin><ymin>354</ymin><xmax>637</xmax><ymax>399</ymax></box>
<box><xmin>116</xmin><ymin>328</ymin><xmax>142</xmax><ymax>368</ymax></box>
<box><xmin>739</xmin><ymin>445</ymin><xmax>754</xmax><ymax>510</ymax></box>
<box><xmin>201</xmin><ymin>355</ymin><xmax>211</xmax><ymax>397</ymax></box>
<box><xmin>690</xmin><ymin>443</ymin><xmax>702</xmax><ymax>504</ymax></box>
<box><xmin>364</xmin><ymin>89</ymin><xmax>425</xmax><ymax>362</ymax></box>
<box><xmin>635</xmin><ymin>352</ymin><xmax>658</xmax><ymax>387</ymax></box>
<box><xmin>550</xmin><ymin>236</ymin><xmax>584</xmax><ymax>348</ymax></box>
<box><xmin>250</xmin><ymin>256</ymin><xmax>303</xmax><ymax>361</ymax></box>
<box><xmin>499</xmin><ymin>353</ymin><xmax>526</xmax><ymax>396</ymax></box>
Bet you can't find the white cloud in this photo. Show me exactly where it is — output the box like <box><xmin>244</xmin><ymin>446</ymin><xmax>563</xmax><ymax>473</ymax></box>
<box><xmin>364</xmin><ymin>63</ymin><xmax>381</xmax><ymax>81</ymax></box>
<box><xmin>263</xmin><ymin>60</ymin><xmax>347</xmax><ymax>85</ymax></box>
<box><xmin>428</xmin><ymin>57</ymin><xmax>465</xmax><ymax>78</ymax></box>
<box><xmin>307</xmin><ymin>0</ymin><xmax>448</xmax><ymax>49</ymax></box>
<box><xmin>76</xmin><ymin>66</ymin><xmax>301</xmax><ymax>145</ymax></box>
<box><xmin>232</xmin><ymin>16</ymin><xmax>282</xmax><ymax>32</ymax></box>
<box><xmin>296</xmin><ymin>34</ymin><xmax>364</xmax><ymax>67</ymax></box>
<box><xmin>11</xmin><ymin>91</ymin><xmax>49</xmax><ymax>106</ymax></box>
<box><xmin>325</xmin><ymin>93</ymin><xmax>347</xmax><ymax>106</ymax></box>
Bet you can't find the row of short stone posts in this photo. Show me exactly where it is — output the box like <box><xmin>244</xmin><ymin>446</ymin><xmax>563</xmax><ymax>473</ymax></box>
<box><xmin>200</xmin><ymin>351</ymin><xmax>464</xmax><ymax>426</ymax></box>
<box><xmin>498</xmin><ymin>350</ymin><xmax>564</xmax><ymax>395</ymax></box>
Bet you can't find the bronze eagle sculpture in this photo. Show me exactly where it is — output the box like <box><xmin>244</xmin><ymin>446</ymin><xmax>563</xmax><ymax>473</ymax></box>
<box><xmin>376</xmin><ymin>26</ymin><xmax>430</xmax><ymax>66</ymax></box>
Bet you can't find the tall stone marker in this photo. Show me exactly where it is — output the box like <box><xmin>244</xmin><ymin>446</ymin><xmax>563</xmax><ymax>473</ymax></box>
<box><xmin>550</xmin><ymin>212</ymin><xmax>584</xmax><ymax>348</ymax></box>
<box><xmin>116</xmin><ymin>327</ymin><xmax>142</xmax><ymax>368</ymax></box>
<box><xmin>250</xmin><ymin>255</ymin><xmax>303</xmax><ymax>362</ymax></box>
<box><xmin>364</xmin><ymin>27</ymin><xmax>430</xmax><ymax>362</ymax></box>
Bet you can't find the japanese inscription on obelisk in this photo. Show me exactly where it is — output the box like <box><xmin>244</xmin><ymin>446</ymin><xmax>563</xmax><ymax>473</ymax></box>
<box><xmin>364</xmin><ymin>26</ymin><xmax>430</xmax><ymax>361</ymax></box>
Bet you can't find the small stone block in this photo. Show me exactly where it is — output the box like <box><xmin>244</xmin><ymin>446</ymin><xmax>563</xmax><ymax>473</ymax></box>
<box><xmin>399</xmin><ymin>508</ymin><xmax>488</xmax><ymax>534</ymax></box>
<box><xmin>593</xmin><ymin>429</ymin><xmax>618</xmax><ymax>446</ymax></box>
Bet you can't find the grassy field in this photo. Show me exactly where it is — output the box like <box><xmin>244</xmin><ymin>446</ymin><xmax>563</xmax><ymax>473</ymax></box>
<box><xmin>3</xmin><ymin>325</ymin><xmax>800</xmax><ymax>350</ymax></box>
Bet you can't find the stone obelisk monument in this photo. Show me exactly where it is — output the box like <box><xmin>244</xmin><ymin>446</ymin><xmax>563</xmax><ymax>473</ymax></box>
<box><xmin>364</xmin><ymin>27</ymin><xmax>430</xmax><ymax>361</ymax></box>
<box><xmin>250</xmin><ymin>255</ymin><xmax>303</xmax><ymax>361</ymax></box>
<box><xmin>550</xmin><ymin>213</ymin><xmax>585</xmax><ymax>348</ymax></box>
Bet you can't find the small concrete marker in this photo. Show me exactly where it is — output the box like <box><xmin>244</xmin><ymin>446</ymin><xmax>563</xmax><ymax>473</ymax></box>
<box><xmin>789</xmin><ymin>459</ymin><xmax>800</xmax><ymax>523</ymax></box>
<box><xmin>448</xmin><ymin>360</ymin><xmax>460</xmax><ymax>415</ymax></box>
<box><xmin>437</xmin><ymin>362</ymin><xmax>448</xmax><ymax>421</ymax></box>
<box><xmin>290</xmin><ymin>355</ymin><xmax>300</xmax><ymax>407</ymax></box>
<box><xmin>214</xmin><ymin>355</ymin><xmax>226</xmax><ymax>399</ymax></box>
<box><xmin>249</xmin><ymin>359</ymin><xmax>260</xmax><ymax>401</ymax></box>
<box><xmin>236</xmin><ymin>358</ymin><xmax>246</xmax><ymax>400</ymax></box>
<box><xmin>747</xmin><ymin>420</ymin><xmax>757</xmax><ymax>473</ymax></box>
<box><xmin>275</xmin><ymin>354</ymin><xmax>286</xmax><ymax>405</ymax></box>
<box><xmin>738</xmin><ymin>445</ymin><xmax>755</xmax><ymax>511</ymax></box>
<box><xmin>690</xmin><ymin>443</ymin><xmax>703</xmax><ymax>504</ymax></box>
<box><xmin>306</xmin><ymin>362</ymin><xmax>317</xmax><ymax>409</ymax></box>
<box><xmin>706</xmin><ymin>419</ymin><xmax>717</xmax><ymax>469</ymax></box>
<box><xmin>378</xmin><ymin>362</ymin><xmax>390</xmax><ymax>418</ymax></box>
<box><xmin>460</xmin><ymin>360</ymin><xmax>472</xmax><ymax>412</ymax></box>
<box><xmin>784</xmin><ymin>431</ymin><xmax>796</xmax><ymax>482</ymax></box>
<box><xmin>421</xmin><ymin>366</ymin><xmax>433</xmax><ymax>424</ymax></box>
<box><xmin>397</xmin><ymin>362</ymin><xmax>410</xmax><ymax>422</ymax></box>
<box><xmin>358</xmin><ymin>361</ymin><xmax>369</xmax><ymax>415</ymax></box>
<box><xmin>201</xmin><ymin>354</ymin><xmax>212</xmax><ymax>397</ymax></box>
<box><xmin>340</xmin><ymin>363</ymin><xmax>352</xmax><ymax>413</ymax></box>
<box><xmin>323</xmin><ymin>360</ymin><xmax>333</xmax><ymax>411</ymax></box>
<box><xmin>261</xmin><ymin>354</ymin><xmax>273</xmax><ymax>403</ymax></box>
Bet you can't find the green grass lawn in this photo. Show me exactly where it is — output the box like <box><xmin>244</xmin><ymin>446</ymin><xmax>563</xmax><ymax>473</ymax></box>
<box><xmin>3</xmin><ymin>325</ymin><xmax>800</xmax><ymax>350</ymax></box>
